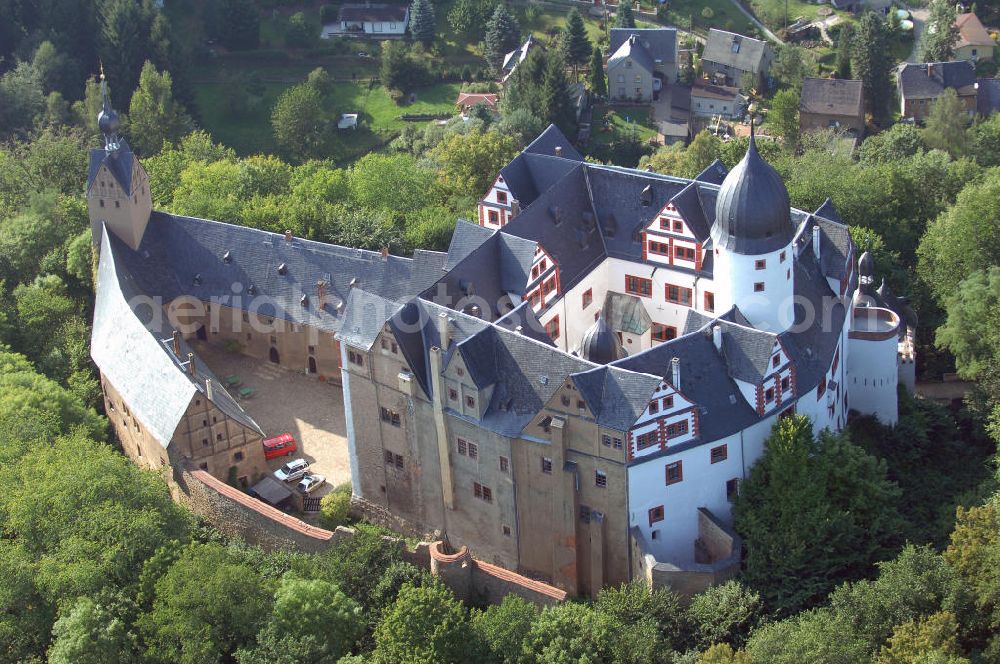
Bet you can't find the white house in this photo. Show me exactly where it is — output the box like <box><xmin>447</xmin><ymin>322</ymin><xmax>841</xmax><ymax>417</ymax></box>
<box><xmin>326</xmin><ymin>3</ymin><xmax>409</xmax><ymax>37</ymax></box>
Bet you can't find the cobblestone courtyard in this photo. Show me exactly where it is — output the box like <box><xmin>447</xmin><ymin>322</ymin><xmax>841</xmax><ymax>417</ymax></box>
<box><xmin>192</xmin><ymin>342</ymin><xmax>351</xmax><ymax>498</ymax></box>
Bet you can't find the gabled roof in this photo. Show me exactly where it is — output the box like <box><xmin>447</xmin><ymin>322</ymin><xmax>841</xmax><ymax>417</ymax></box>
<box><xmin>813</xmin><ymin>215</ymin><xmax>852</xmax><ymax>281</ymax></box>
<box><xmin>338</xmin><ymin>4</ymin><xmax>408</xmax><ymax>22</ymax></box>
<box><xmin>692</xmin><ymin>79</ymin><xmax>741</xmax><ymax>101</ymax></box>
<box><xmin>337</xmin><ymin>289</ymin><xmax>404</xmax><ymax>351</ymax></box>
<box><xmin>978</xmin><ymin>78</ymin><xmax>1000</xmax><ymax>116</ymax></box>
<box><xmin>113</xmin><ymin>212</ymin><xmax>446</xmax><ymax>337</ymax></box>
<box><xmin>955</xmin><ymin>13</ymin><xmax>993</xmax><ymax>48</ymax></box>
<box><xmin>799</xmin><ymin>78</ymin><xmax>864</xmax><ymax>117</ymax></box>
<box><xmin>445</xmin><ymin>220</ymin><xmax>495</xmax><ymax>271</ymax></box>
<box><xmin>813</xmin><ymin>197</ymin><xmax>844</xmax><ymax>224</ymax></box>
<box><xmin>87</xmin><ymin>140</ymin><xmax>136</xmax><ymax>193</ymax></box>
<box><xmin>608</xmin><ymin>34</ymin><xmax>656</xmax><ymax>74</ymax></box>
<box><xmin>523</xmin><ymin>124</ymin><xmax>584</xmax><ymax>161</ymax></box>
<box><xmin>669</xmin><ymin>180</ymin><xmax>712</xmax><ymax>241</ymax></box>
<box><xmin>502</xmin><ymin>36</ymin><xmax>537</xmax><ymax>74</ymax></box>
<box><xmin>497</xmin><ymin>152</ymin><xmax>579</xmax><ymax>208</ymax></box>
<box><xmin>92</xmin><ymin>230</ymin><xmax>262</xmax><ymax>447</ymax></box>
<box><xmin>716</xmin><ymin>321</ymin><xmax>778</xmax><ymax>384</ymax></box>
<box><xmin>610</xmin><ymin>28</ymin><xmax>677</xmax><ymax>65</ymax></box>
<box><xmin>702</xmin><ymin>29</ymin><xmax>770</xmax><ymax>73</ymax></box>
<box><xmin>572</xmin><ymin>366</ymin><xmax>662</xmax><ymax>431</ymax></box>
<box><xmin>695</xmin><ymin>159</ymin><xmax>729</xmax><ymax>185</ymax></box>
<box><xmin>897</xmin><ymin>61</ymin><xmax>977</xmax><ymax>100</ymax></box>
<box><xmin>456</xmin><ymin>92</ymin><xmax>498</xmax><ymax>109</ymax></box>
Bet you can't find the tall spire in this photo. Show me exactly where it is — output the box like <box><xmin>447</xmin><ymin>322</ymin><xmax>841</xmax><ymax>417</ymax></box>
<box><xmin>97</xmin><ymin>63</ymin><xmax>121</xmax><ymax>153</ymax></box>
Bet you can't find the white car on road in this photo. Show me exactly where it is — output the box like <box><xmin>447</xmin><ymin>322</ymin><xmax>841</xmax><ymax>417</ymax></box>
<box><xmin>297</xmin><ymin>474</ymin><xmax>326</xmax><ymax>494</ymax></box>
<box><xmin>274</xmin><ymin>459</ymin><xmax>310</xmax><ymax>482</ymax></box>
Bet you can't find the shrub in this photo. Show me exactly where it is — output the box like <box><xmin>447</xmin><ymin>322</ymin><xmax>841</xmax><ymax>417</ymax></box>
<box><xmin>701</xmin><ymin>7</ymin><xmax>715</xmax><ymax>19</ymax></box>
<box><xmin>320</xmin><ymin>483</ymin><xmax>352</xmax><ymax>528</ymax></box>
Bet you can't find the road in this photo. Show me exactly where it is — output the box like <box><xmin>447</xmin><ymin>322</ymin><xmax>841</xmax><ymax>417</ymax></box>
<box><xmin>726</xmin><ymin>0</ymin><xmax>784</xmax><ymax>43</ymax></box>
<box><xmin>906</xmin><ymin>8</ymin><xmax>929</xmax><ymax>63</ymax></box>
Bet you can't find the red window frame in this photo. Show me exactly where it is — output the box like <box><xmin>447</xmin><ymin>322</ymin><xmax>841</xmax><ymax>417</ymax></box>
<box><xmin>674</xmin><ymin>246</ymin><xmax>696</xmax><ymax>261</ymax></box>
<box><xmin>665</xmin><ymin>461</ymin><xmax>683</xmax><ymax>485</ymax></box>
<box><xmin>636</xmin><ymin>431</ymin><xmax>658</xmax><ymax>450</ymax></box>
<box><xmin>665</xmin><ymin>420</ymin><xmax>688</xmax><ymax>439</ymax></box>
<box><xmin>755</xmin><ymin>259</ymin><xmax>766</xmax><ymax>270</ymax></box>
<box><xmin>582</xmin><ymin>288</ymin><xmax>593</xmax><ymax>309</ymax></box>
<box><xmin>649</xmin><ymin>240</ymin><xmax>670</xmax><ymax>255</ymax></box>
<box><xmin>704</xmin><ymin>291</ymin><xmax>715</xmax><ymax>312</ymax></box>
<box><xmin>544</xmin><ymin>315</ymin><xmax>560</xmax><ymax>340</ymax></box>
<box><xmin>665</xmin><ymin>284</ymin><xmax>693</xmax><ymax>306</ymax></box>
<box><xmin>488</xmin><ymin>210</ymin><xmax>499</xmax><ymax>224</ymax></box>
<box><xmin>710</xmin><ymin>444</ymin><xmax>728</xmax><ymax>463</ymax></box>
<box><xmin>648</xmin><ymin>505</ymin><xmax>665</xmax><ymax>526</ymax></box>
<box><xmin>625</xmin><ymin>275</ymin><xmax>653</xmax><ymax>298</ymax></box>
<box><xmin>754</xmin><ymin>282</ymin><xmax>765</xmax><ymax>292</ymax></box>
<box><xmin>496</xmin><ymin>191</ymin><xmax>508</xmax><ymax>204</ymax></box>
<box><xmin>651</xmin><ymin>324</ymin><xmax>677</xmax><ymax>342</ymax></box>
<box><xmin>673</xmin><ymin>220</ymin><xmax>683</xmax><ymax>233</ymax></box>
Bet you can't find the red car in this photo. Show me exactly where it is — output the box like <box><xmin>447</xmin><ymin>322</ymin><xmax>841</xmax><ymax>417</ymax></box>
<box><xmin>262</xmin><ymin>433</ymin><xmax>297</xmax><ymax>459</ymax></box>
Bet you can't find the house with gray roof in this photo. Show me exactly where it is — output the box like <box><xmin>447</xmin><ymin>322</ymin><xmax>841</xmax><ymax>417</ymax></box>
<box><xmin>897</xmin><ymin>60</ymin><xmax>978</xmax><ymax>122</ymax></box>
<box><xmin>799</xmin><ymin>77</ymin><xmax>864</xmax><ymax>138</ymax></box>
<box><xmin>607</xmin><ymin>28</ymin><xmax>678</xmax><ymax>102</ymax></box>
<box><xmin>701</xmin><ymin>29</ymin><xmax>773</xmax><ymax>87</ymax></box>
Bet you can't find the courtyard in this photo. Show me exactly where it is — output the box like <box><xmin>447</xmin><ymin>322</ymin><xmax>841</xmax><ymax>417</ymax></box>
<box><xmin>191</xmin><ymin>341</ymin><xmax>352</xmax><ymax>500</ymax></box>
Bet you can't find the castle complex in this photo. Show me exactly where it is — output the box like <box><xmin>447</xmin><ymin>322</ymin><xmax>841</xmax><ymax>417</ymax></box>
<box><xmin>89</xmin><ymin>81</ymin><xmax>915</xmax><ymax>597</ymax></box>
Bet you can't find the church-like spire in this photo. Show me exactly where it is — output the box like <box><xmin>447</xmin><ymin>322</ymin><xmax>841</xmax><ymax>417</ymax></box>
<box><xmin>97</xmin><ymin>63</ymin><xmax>121</xmax><ymax>153</ymax></box>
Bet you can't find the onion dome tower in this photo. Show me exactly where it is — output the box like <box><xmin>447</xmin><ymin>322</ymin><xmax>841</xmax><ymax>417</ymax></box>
<box><xmin>579</xmin><ymin>315</ymin><xmax>627</xmax><ymax>364</ymax></box>
<box><xmin>710</xmin><ymin>121</ymin><xmax>796</xmax><ymax>333</ymax></box>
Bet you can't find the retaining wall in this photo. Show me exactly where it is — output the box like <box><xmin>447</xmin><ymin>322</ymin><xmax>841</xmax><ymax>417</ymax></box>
<box><xmin>430</xmin><ymin>542</ymin><xmax>567</xmax><ymax>606</ymax></box>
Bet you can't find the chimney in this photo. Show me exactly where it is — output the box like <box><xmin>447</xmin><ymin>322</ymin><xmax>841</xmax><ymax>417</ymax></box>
<box><xmin>172</xmin><ymin>330</ymin><xmax>181</xmax><ymax>356</ymax></box>
<box><xmin>515</xmin><ymin>325</ymin><xmax>523</xmax><ymax>335</ymax></box>
<box><xmin>380</xmin><ymin>246</ymin><xmax>389</xmax><ymax>260</ymax></box>
<box><xmin>284</xmin><ymin>229</ymin><xmax>293</xmax><ymax>243</ymax></box>
<box><xmin>712</xmin><ymin>324</ymin><xmax>722</xmax><ymax>351</ymax></box>
<box><xmin>468</xmin><ymin>304</ymin><xmax>481</xmax><ymax>318</ymax></box>
<box><xmin>813</xmin><ymin>224</ymin><xmax>821</xmax><ymax>262</ymax></box>
<box><xmin>671</xmin><ymin>357</ymin><xmax>681</xmax><ymax>390</ymax></box>
<box><xmin>555</xmin><ymin>146</ymin><xmax>563</xmax><ymax>157</ymax></box>
<box><xmin>205</xmin><ymin>378</ymin><xmax>214</xmax><ymax>401</ymax></box>
<box><xmin>437</xmin><ymin>311</ymin><xmax>451</xmax><ymax>349</ymax></box>
<box><xmin>316</xmin><ymin>281</ymin><xmax>326</xmax><ymax>308</ymax></box>
<box><xmin>187</xmin><ymin>352</ymin><xmax>196</xmax><ymax>376</ymax></box>
<box><xmin>927</xmin><ymin>63</ymin><xmax>933</xmax><ymax>78</ymax></box>
<box><xmin>511</xmin><ymin>199</ymin><xmax>521</xmax><ymax>218</ymax></box>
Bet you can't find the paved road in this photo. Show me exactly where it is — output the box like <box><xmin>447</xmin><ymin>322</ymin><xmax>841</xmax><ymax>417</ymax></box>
<box><xmin>726</xmin><ymin>0</ymin><xmax>784</xmax><ymax>43</ymax></box>
<box><xmin>906</xmin><ymin>8</ymin><xmax>929</xmax><ymax>63</ymax></box>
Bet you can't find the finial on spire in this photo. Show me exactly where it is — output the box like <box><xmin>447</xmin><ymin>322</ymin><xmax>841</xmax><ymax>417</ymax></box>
<box><xmin>96</xmin><ymin>63</ymin><xmax>120</xmax><ymax>153</ymax></box>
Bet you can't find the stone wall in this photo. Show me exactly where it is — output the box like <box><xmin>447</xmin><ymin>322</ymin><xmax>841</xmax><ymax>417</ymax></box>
<box><xmin>430</xmin><ymin>541</ymin><xmax>567</xmax><ymax>606</ymax></box>
<box><xmin>630</xmin><ymin>508</ymin><xmax>742</xmax><ymax>598</ymax></box>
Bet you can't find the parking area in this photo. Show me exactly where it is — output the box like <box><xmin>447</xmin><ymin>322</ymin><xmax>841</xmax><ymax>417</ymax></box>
<box><xmin>192</xmin><ymin>342</ymin><xmax>351</xmax><ymax>501</ymax></box>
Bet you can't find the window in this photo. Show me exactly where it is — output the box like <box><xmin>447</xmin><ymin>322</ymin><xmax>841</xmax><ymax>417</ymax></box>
<box><xmin>704</xmin><ymin>292</ymin><xmax>715</xmax><ymax>312</ymax></box>
<box><xmin>755</xmin><ymin>259</ymin><xmax>766</xmax><ymax>270</ymax></box>
<box><xmin>613</xmin><ymin>437</ymin><xmax>623</xmax><ymax>450</ymax></box>
<box><xmin>666</xmin><ymin>461</ymin><xmax>683</xmax><ymax>485</ymax></box>
<box><xmin>380</xmin><ymin>407</ymin><xmax>401</xmax><ymax>426</ymax></box>
<box><xmin>99</xmin><ymin>199</ymin><xmax>104</xmax><ymax>208</ymax></box>
<box><xmin>665</xmin><ymin>420</ymin><xmax>688</xmax><ymax>439</ymax></box>
<box><xmin>764</xmin><ymin>387</ymin><xmax>775</xmax><ymax>403</ymax></box>
<box><xmin>465</xmin><ymin>395</ymin><xmax>476</xmax><ymax>409</ymax></box>
<box><xmin>199</xmin><ymin>462</ymin><xmax>208</xmax><ymax>471</ymax></box>
<box><xmin>649</xmin><ymin>240</ymin><xmax>670</xmax><ymax>255</ymax></box>
<box><xmin>649</xmin><ymin>505</ymin><xmax>665</xmax><ymax>526</ymax></box>
<box><xmin>457</xmin><ymin>439</ymin><xmax>468</xmax><ymax>455</ymax></box>
<box><xmin>541</xmin><ymin>457</ymin><xmax>553</xmax><ymax>474</ymax></box>
<box><xmin>488</xmin><ymin>210</ymin><xmax>499</xmax><ymax>224</ymax></box>
<box><xmin>497</xmin><ymin>191</ymin><xmax>508</xmax><ymax>204</ymax></box>
<box><xmin>673</xmin><ymin>220</ymin><xmax>683</xmax><ymax>233</ymax></box>
<box><xmin>674</xmin><ymin>246</ymin><xmax>696</xmax><ymax>261</ymax></box>
<box><xmin>545</xmin><ymin>316</ymin><xmax>560</xmax><ymax>340</ymax></box>
<box><xmin>662</xmin><ymin>395</ymin><xmax>674</xmax><ymax>409</ymax></box>
<box><xmin>473</xmin><ymin>482</ymin><xmax>493</xmax><ymax>503</ymax></box>
<box><xmin>216</xmin><ymin>433</ymin><xmax>223</xmax><ymax>441</ymax></box>
<box><xmin>467</xmin><ymin>442</ymin><xmax>478</xmax><ymax>459</ymax></box>
<box><xmin>394</xmin><ymin>454</ymin><xmax>404</xmax><ymax>469</ymax></box>
<box><xmin>652</xmin><ymin>324</ymin><xmax>678</xmax><ymax>342</ymax></box>
<box><xmin>649</xmin><ymin>400</ymin><xmax>659</xmax><ymax>415</ymax></box>
<box><xmin>726</xmin><ymin>478</ymin><xmax>739</xmax><ymax>502</ymax></box>
<box><xmin>595</xmin><ymin>471</ymin><xmax>608</xmax><ymax>488</ymax></box>
<box><xmin>817</xmin><ymin>378</ymin><xmax>826</xmax><ymax>399</ymax></box>
<box><xmin>625</xmin><ymin>275</ymin><xmax>653</xmax><ymax>297</ymax></box>
<box><xmin>234</xmin><ymin>451</ymin><xmax>244</xmax><ymax>462</ymax></box>
<box><xmin>561</xmin><ymin>395</ymin><xmax>570</xmax><ymax>407</ymax></box>
<box><xmin>772</xmin><ymin>355</ymin><xmax>780</xmax><ymax>368</ymax></box>
<box><xmin>636</xmin><ymin>431</ymin><xmax>658</xmax><ymax>450</ymax></box>
<box><xmin>780</xmin><ymin>250</ymin><xmax>786</xmax><ymax>263</ymax></box>
<box><xmin>665</xmin><ymin>284</ymin><xmax>693</xmax><ymax>306</ymax></box>
<box><xmin>385</xmin><ymin>450</ymin><xmax>395</xmax><ymax>465</ymax></box>
<box><xmin>781</xmin><ymin>376</ymin><xmax>790</xmax><ymax>392</ymax></box>
<box><xmin>115</xmin><ymin>200</ymin><xmax>120</xmax><ymax>208</ymax></box>
<box><xmin>660</xmin><ymin>218</ymin><xmax>670</xmax><ymax>230</ymax></box>
<box><xmin>502</xmin><ymin>525</ymin><xmax>512</xmax><ymax>536</ymax></box>
<box><xmin>710</xmin><ymin>444</ymin><xmax>728</xmax><ymax>463</ymax></box>
<box><xmin>531</xmin><ymin>264</ymin><xmax>539</xmax><ymax>279</ymax></box>
<box><xmin>457</xmin><ymin>367</ymin><xmax>465</xmax><ymax>377</ymax></box>
<box><xmin>754</xmin><ymin>282</ymin><xmax>765</xmax><ymax>292</ymax></box>
<box><xmin>577</xmin><ymin>399</ymin><xmax>586</xmax><ymax>409</ymax></box>
<box><xmin>602</xmin><ymin>435</ymin><xmax>612</xmax><ymax>447</ymax></box>
<box><xmin>449</xmin><ymin>388</ymin><xmax>458</xmax><ymax>401</ymax></box>
<box><xmin>499</xmin><ymin>456</ymin><xmax>509</xmax><ymax>473</ymax></box>
<box><xmin>580</xmin><ymin>505</ymin><xmax>592</xmax><ymax>522</ymax></box>
<box><xmin>582</xmin><ymin>288</ymin><xmax>593</xmax><ymax>309</ymax></box>
<box><xmin>348</xmin><ymin>349</ymin><xmax>364</xmax><ymax>366</ymax></box>
<box><xmin>202</xmin><ymin>438</ymin><xmax>209</xmax><ymax>447</ymax></box>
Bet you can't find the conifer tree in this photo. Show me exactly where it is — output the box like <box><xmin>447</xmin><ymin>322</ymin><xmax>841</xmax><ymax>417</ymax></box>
<box><xmin>835</xmin><ymin>22</ymin><xmax>854</xmax><ymax>79</ymax></box>
<box><xmin>589</xmin><ymin>46</ymin><xmax>606</xmax><ymax>98</ymax></box>
<box><xmin>615</xmin><ymin>2</ymin><xmax>636</xmax><ymax>28</ymax></box>
<box><xmin>484</xmin><ymin>4</ymin><xmax>521</xmax><ymax>72</ymax></box>
<box><xmin>128</xmin><ymin>61</ymin><xmax>194</xmax><ymax>155</ymax></box>
<box><xmin>851</xmin><ymin>12</ymin><xmax>892</xmax><ymax>124</ymax></box>
<box><xmin>409</xmin><ymin>0</ymin><xmax>436</xmax><ymax>48</ymax></box>
<box><xmin>921</xmin><ymin>0</ymin><xmax>958</xmax><ymax>62</ymax></box>
<box><xmin>560</xmin><ymin>9</ymin><xmax>592</xmax><ymax>79</ymax></box>
<box><xmin>542</xmin><ymin>52</ymin><xmax>576</xmax><ymax>135</ymax></box>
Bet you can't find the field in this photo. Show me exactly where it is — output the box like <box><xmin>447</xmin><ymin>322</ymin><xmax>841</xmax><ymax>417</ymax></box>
<box><xmin>659</xmin><ymin>0</ymin><xmax>757</xmax><ymax>36</ymax></box>
<box><xmin>591</xmin><ymin>105</ymin><xmax>660</xmax><ymax>145</ymax></box>
<box><xmin>747</xmin><ymin>0</ymin><xmax>843</xmax><ymax>31</ymax></box>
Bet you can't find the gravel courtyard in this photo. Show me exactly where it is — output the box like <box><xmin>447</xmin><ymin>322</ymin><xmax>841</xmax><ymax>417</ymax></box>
<box><xmin>191</xmin><ymin>342</ymin><xmax>351</xmax><ymax>498</ymax></box>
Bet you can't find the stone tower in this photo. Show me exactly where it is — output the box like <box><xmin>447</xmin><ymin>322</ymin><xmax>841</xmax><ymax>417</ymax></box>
<box><xmin>86</xmin><ymin>70</ymin><xmax>152</xmax><ymax>251</ymax></box>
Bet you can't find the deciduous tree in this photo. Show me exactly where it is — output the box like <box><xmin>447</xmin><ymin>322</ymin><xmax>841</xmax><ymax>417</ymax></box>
<box><xmin>373</xmin><ymin>583</ymin><xmax>475</xmax><ymax>664</ymax></box>
<box><xmin>472</xmin><ymin>594</ymin><xmax>539</xmax><ymax>664</ymax></box>
<box><xmin>271</xmin><ymin>84</ymin><xmax>328</xmax><ymax>162</ymax></box>
<box><xmin>128</xmin><ymin>61</ymin><xmax>193</xmax><ymax>155</ymax></box>
<box><xmin>768</xmin><ymin>88</ymin><xmax>800</xmax><ymax>147</ymax></box>
<box><xmin>921</xmin><ymin>0</ymin><xmax>958</xmax><ymax>62</ymax></box>
<box><xmin>921</xmin><ymin>88</ymin><xmax>968</xmax><ymax>157</ymax></box>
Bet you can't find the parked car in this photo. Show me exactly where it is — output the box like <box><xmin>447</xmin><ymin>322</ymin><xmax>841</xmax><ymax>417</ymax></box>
<box><xmin>262</xmin><ymin>433</ymin><xmax>297</xmax><ymax>459</ymax></box>
<box><xmin>274</xmin><ymin>458</ymin><xmax>310</xmax><ymax>482</ymax></box>
<box><xmin>297</xmin><ymin>473</ymin><xmax>326</xmax><ymax>494</ymax></box>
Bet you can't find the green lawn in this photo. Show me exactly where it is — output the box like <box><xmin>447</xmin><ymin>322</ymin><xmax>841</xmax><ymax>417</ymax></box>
<box><xmin>193</xmin><ymin>81</ymin><xmax>292</xmax><ymax>155</ymax></box>
<box><xmin>591</xmin><ymin>105</ymin><xmax>659</xmax><ymax>146</ymax></box>
<box><xmin>329</xmin><ymin>81</ymin><xmax>464</xmax><ymax>131</ymax></box>
<box><xmin>660</xmin><ymin>0</ymin><xmax>757</xmax><ymax>37</ymax></box>
<box><xmin>747</xmin><ymin>0</ymin><xmax>845</xmax><ymax>32</ymax></box>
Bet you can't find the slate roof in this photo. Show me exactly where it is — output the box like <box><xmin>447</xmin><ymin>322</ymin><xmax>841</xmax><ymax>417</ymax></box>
<box><xmin>337</xmin><ymin>289</ymin><xmax>404</xmax><ymax>351</ymax></box>
<box><xmin>669</xmin><ymin>181</ymin><xmax>713</xmax><ymax>241</ymax></box>
<box><xmin>813</xmin><ymin>197</ymin><xmax>844</xmax><ymax>224</ymax></box>
<box><xmin>338</xmin><ymin>4</ymin><xmax>408</xmax><ymax>22</ymax></box>
<box><xmin>497</xmin><ymin>152</ymin><xmax>579</xmax><ymax>209</ymax></box>
<box><xmin>702</xmin><ymin>29</ymin><xmax>770</xmax><ymax>73</ymax></box>
<box><xmin>692</xmin><ymin>79</ymin><xmax>741</xmax><ymax>101</ymax></box>
<box><xmin>113</xmin><ymin>212</ymin><xmax>446</xmax><ymax>337</ymax></box>
<box><xmin>813</xmin><ymin>215</ymin><xmax>853</xmax><ymax>281</ymax></box>
<box><xmin>609</xmin><ymin>28</ymin><xmax>678</xmax><ymax>65</ymax></box>
<box><xmin>608</xmin><ymin>34</ymin><xmax>656</xmax><ymax>74</ymax></box>
<box><xmin>523</xmin><ymin>124</ymin><xmax>584</xmax><ymax>161</ymax></box>
<box><xmin>495</xmin><ymin>302</ymin><xmax>556</xmax><ymax>346</ymax></box>
<box><xmin>897</xmin><ymin>61</ymin><xmax>977</xmax><ymax>100</ymax></box>
<box><xmin>445</xmin><ymin>220</ymin><xmax>495</xmax><ymax>271</ymax></box>
<box><xmin>716</xmin><ymin>321</ymin><xmax>778</xmax><ymax>384</ymax></box>
<box><xmin>502</xmin><ymin>36</ymin><xmax>537</xmax><ymax>75</ymax></box>
<box><xmin>602</xmin><ymin>291</ymin><xmax>652</xmax><ymax>335</ymax></box>
<box><xmin>978</xmin><ymin>78</ymin><xmax>1000</xmax><ymax>116</ymax></box>
<box><xmin>87</xmin><ymin>141</ymin><xmax>135</xmax><ymax>193</ymax></box>
<box><xmin>572</xmin><ymin>366</ymin><xmax>662</xmax><ymax>431</ymax></box>
<box><xmin>695</xmin><ymin>159</ymin><xmax>729</xmax><ymax>185</ymax></box>
<box><xmin>92</xmin><ymin>229</ymin><xmax>262</xmax><ymax>447</ymax></box>
<box><xmin>955</xmin><ymin>13</ymin><xmax>993</xmax><ymax>49</ymax></box>
<box><xmin>799</xmin><ymin>78</ymin><xmax>863</xmax><ymax>117</ymax></box>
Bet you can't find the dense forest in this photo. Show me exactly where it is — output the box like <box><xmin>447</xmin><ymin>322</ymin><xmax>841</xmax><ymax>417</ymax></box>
<box><xmin>3</xmin><ymin>0</ymin><xmax>1000</xmax><ymax>662</ymax></box>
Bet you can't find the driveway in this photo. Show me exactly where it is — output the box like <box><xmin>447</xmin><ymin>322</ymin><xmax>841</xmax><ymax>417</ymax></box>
<box><xmin>192</xmin><ymin>342</ymin><xmax>352</xmax><ymax>500</ymax></box>
<box><xmin>907</xmin><ymin>8</ymin><xmax>929</xmax><ymax>63</ymax></box>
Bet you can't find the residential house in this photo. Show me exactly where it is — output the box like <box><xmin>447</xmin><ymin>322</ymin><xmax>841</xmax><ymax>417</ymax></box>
<box><xmin>501</xmin><ymin>36</ymin><xmax>539</xmax><ymax>83</ymax></box>
<box><xmin>332</xmin><ymin>4</ymin><xmax>409</xmax><ymax>37</ymax></box>
<box><xmin>897</xmin><ymin>61</ymin><xmax>977</xmax><ymax>121</ymax></box>
<box><xmin>690</xmin><ymin>79</ymin><xmax>743</xmax><ymax>118</ymax></box>
<box><xmin>608</xmin><ymin>27</ymin><xmax>678</xmax><ymax>96</ymax></box>
<box><xmin>799</xmin><ymin>77</ymin><xmax>864</xmax><ymax>136</ymax></box>
<box><xmin>978</xmin><ymin>77</ymin><xmax>1000</xmax><ymax>116</ymax></box>
<box><xmin>457</xmin><ymin>93</ymin><xmax>499</xmax><ymax>115</ymax></box>
<box><xmin>701</xmin><ymin>29</ymin><xmax>772</xmax><ymax>88</ymax></box>
<box><xmin>954</xmin><ymin>12</ymin><xmax>994</xmax><ymax>62</ymax></box>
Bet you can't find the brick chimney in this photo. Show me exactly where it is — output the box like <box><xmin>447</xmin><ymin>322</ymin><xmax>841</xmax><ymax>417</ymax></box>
<box><xmin>172</xmin><ymin>330</ymin><xmax>181</xmax><ymax>356</ymax></box>
<box><xmin>205</xmin><ymin>378</ymin><xmax>214</xmax><ymax>401</ymax></box>
<box><xmin>284</xmin><ymin>229</ymin><xmax>293</xmax><ymax>243</ymax></box>
<box><xmin>187</xmin><ymin>352</ymin><xmax>196</xmax><ymax>376</ymax></box>
<box><xmin>381</xmin><ymin>245</ymin><xmax>389</xmax><ymax>260</ymax></box>
<box><xmin>555</xmin><ymin>146</ymin><xmax>563</xmax><ymax>157</ymax></box>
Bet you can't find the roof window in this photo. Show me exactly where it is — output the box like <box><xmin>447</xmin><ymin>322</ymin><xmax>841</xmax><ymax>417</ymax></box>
<box><xmin>222</xmin><ymin>250</ymin><xmax>231</xmax><ymax>263</ymax></box>
<box><xmin>277</xmin><ymin>263</ymin><xmax>288</xmax><ymax>275</ymax></box>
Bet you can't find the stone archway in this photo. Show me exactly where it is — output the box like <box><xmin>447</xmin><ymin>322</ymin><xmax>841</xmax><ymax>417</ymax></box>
<box><xmin>308</xmin><ymin>356</ymin><xmax>317</xmax><ymax>374</ymax></box>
